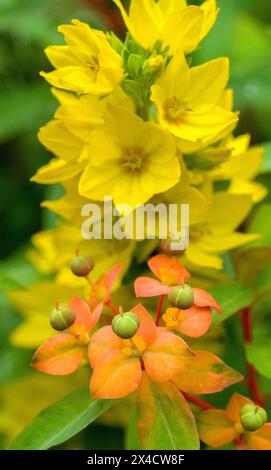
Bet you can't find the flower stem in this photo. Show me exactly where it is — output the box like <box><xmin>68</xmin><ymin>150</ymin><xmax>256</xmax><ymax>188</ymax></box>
<box><xmin>183</xmin><ymin>393</ymin><xmax>214</xmax><ymax>410</ymax></box>
<box><xmin>241</xmin><ymin>307</ymin><xmax>265</xmax><ymax>406</ymax></box>
<box><xmin>155</xmin><ymin>294</ymin><xmax>165</xmax><ymax>326</ymax></box>
<box><xmin>106</xmin><ymin>299</ymin><xmax>119</xmax><ymax>315</ymax></box>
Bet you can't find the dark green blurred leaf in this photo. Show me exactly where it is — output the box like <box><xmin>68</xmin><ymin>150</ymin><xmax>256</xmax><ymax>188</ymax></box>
<box><xmin>245</xmin><ymin>341</ymin><xmax>271</xmax><ymax>379</ymax></box>
<box><xmin>209</xmin><ymin>282</ymin><xmax>254</xmax><ymax>329</ymax></box>
<box><xmin>0</xmin><ymin>273</ymin><xmax>22</xmax><ymax>292</ymax></box>
<box><xmin>248</xmin><ymin>204</ymin><xmax>271</xmax><ymax>246</ymax></box>
<box><xmin>260</xmin><ymin>143</ymin><xmax>271</xmax><ymax>174</ymax></box>
<box><xmin>0</xmin><ymin>84</ymin><xmax>55</xmax><ymax>142</ymax></box>
<box><xmin>0</xmin><ymin>347</ymin><xmax>32</xmax><ymax>386</ymax></box>
<box><xmin>10</xmin><ymin>385</ymin><xmax>118</xmax><ymax>450</ymax></box>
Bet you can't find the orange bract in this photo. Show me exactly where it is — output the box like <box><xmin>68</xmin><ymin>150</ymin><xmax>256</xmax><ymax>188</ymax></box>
<box><xmin>88</xmin><ymin>304</ymin><xmax>194</xmax><ymax>399</ymax></box>
<box><xmin>134</xmin><ymin>254</ymin><xmax>221</xmax><ymax>337</ymax></box>
<box><xmin>198</xmin><ymin>393</ymin><xmax>271</xmax><ymax>450</ymax></box>
<box><xmin>31</xmin><ymin>296</ymin><xmax>103</xmax><ymax>375</ymax></box>
<box><xmin>88</xmin><ymin>263</ymin><xmax>122</xmax><ymax>308</ymax></box>
<box><xmin>148</xmin><ymin>254</ymin><xmax>190</xmax><ymax>285</ymax></box>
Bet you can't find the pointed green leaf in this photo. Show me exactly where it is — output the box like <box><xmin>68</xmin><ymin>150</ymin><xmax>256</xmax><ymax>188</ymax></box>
<box><xmin>10</xmin><ymin>385</ymin><xmax>117</xmax><ymax>450</ymax></box>
<box><xmin>137</xmin><ymin>374</ymin><xmax>199</xmax><ymax>450</ymax></box>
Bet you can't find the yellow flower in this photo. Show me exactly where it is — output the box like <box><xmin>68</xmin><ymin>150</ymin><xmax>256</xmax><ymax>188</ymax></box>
<box><xmin>27</xmin><ymin>223</ymin><xmax>134</xmax><ymax>287</ymax></box>
<box><xmin>151</xmin><ymin>53</ymin><xmax>238</xmax><ymax>144</ymax></box>
<box><xmin>210</xmin><ymin>135</ymin><xmax>267</xmax><ymax>203</ymax></box>
<box><xmin>32</xmin><ymin>88</ymin><xmax>133</xmax><ymax>185</ymax></box>
<box><xmin>185</xmin><ymin>192</ymin><xmax>259</xmax><ymax>270</ymax></box>
<box><xmin>113</xmin><ymin>0</ymin><xmax>218</xmax><ymax>53</ymax></box>
<box><xmin>79</xmin><ymin>105</ymin><xmax>180</xmax><ymax>208</ymax></box>
<box><xmin>41</xmin><ymin>178</ymin><xmax>89</xmax><ymax>224</ymax></box>
<box><xmin>178</xmin><ymin>88</ymin><xmax>237</xmax><ymax>155</ymax></box>
<box><xmin>40</xmin><ymin>19</ymin><xmax>123</xmax><ymax>95</ymax></box>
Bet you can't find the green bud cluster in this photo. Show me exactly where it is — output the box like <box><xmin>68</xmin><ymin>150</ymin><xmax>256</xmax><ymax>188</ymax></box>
<box><xmin>112</xmin><ymin>312</ymin><xmax>140</xmax><ymax>339</ymax></box>
<box><xmin>120</xmin><ymin>35</ymin><xmax>169</xmax><ymax>120</ymax></box>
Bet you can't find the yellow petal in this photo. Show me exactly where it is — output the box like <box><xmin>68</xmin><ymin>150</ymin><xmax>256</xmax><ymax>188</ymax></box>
<box><xmin>31</xmin><ymin>158</ymin><xmax>85</xmax><ymax>184</ymax></box>
<box><xmin>187</xmin><ymin>58</ymin><xmax>229</xmax><ymax>112</ymax></box>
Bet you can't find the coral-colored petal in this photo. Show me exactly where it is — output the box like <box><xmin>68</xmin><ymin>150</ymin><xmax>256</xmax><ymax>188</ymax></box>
<box><xmin>148</xmin><ymin>254</ymin><xmax>190</xmax><ymax>286</ymax></box>
<box><xmin>31</xmin><ymin>334</ymin><xmax>83</xmax><ymax>375</ymax></box>
<box><xmin>174</xmin><ymin>350</ymin><xmax>243</xmax><ymax>394</ymax></box>
<box><xmin>143</xmin><ymin>327</ymin><xmax>194</xmax><ymax>382</ymax></box>
<box><xmin>225</xmin><ymin>392</ymin><xmax>253</xmax><ymax>423</ymax></box>
<box><xmin>131</xmin><ymin>304</ymin><xmax>156</xmax><ymax>345</ymax></box>
<box><xmin>246</xmin><ymin>423</ymin><xmax>271</xmax><ymax>450</ymax></box>
<box><xmin>197</xmin><ymin>410</ymin><xmax>237</xmax><ymax>448</ymax></box>
<box><xmin>69</xmin><ymin>296</ymin><xmax>96</xmax><ymax>333</ymax></box>
<box><xmin>193</xmin><ymin>288</ymin><xmax>222</xmax><ymax>313</ymax></box>
<box><xmin>177</xmin><ymin>306</ymin><xmax>212</xmax><ymax>338</ymax></box>
<box><xmin>104</xmin><ymin>263</ymin><xmax>123</xmax><ymax>298</ymax></box>
<box><xmin>90</xmin><ymin>351</ymin><xmax>142</xmax><ymax>399</ymax></box>
<box><xmin>134</xmin><ymin>277</ymin><xmax>170</xmax><ymax>298</ymax></box>
<box><xmin>88</xmin><ymin>325</ymin><xmax>123</xmax><ymax>368</ymax></box>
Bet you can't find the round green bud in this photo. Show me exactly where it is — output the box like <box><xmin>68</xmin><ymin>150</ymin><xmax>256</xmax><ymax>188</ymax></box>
<box><xmin>112</xmin><ymin>312</ymin><xmax>140</xmax><ymax>339</ymax></box>
<box><xmin>240</xmin><ymin>404</ymin><xmax>267</xmax><ymax>432</ymax></box>
<box><xmin>168</xmin><ymin>284</ymin><xmax>194</xmax><ymax>310</ymax></box>
<box><xmin>70</xmin><ymin>255</ymin><xmax>95</xmax><ymax>277</ymax></box>
<box><xmin>50</xmin><ymin>306</ymin><xmax>76</xmax><ymax>331</ymax></box>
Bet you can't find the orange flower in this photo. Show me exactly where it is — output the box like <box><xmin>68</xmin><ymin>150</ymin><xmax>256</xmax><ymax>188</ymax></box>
<box><xmin>198</xmin><ymin>393</ymin><xmax>271</xmax><ymax>450</ymax></box>
<box><xmin>88</xmin><ymin>263</ymin><xmax>122</xmax><ymax>309</ymax></box>
<box><xmin>134</xmin><ymin>254</ymin><xmax>221</xmax><ymax>337</ymax></box>
<box><xmin>88</xmin><ymin>304</ymin><xmax>241</xmax><ymax>399</ymax></box>
<box><xmin>88</xmin><ymin>304</ymin><xmax>194</xmax><ymax>399</ymax></box>
<box><xmin>31</xmin><ymin>296</ymin><xmax>103</xmax><ymax>375</ymax></box>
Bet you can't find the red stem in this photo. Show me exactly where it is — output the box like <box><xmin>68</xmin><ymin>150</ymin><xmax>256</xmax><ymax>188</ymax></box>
<box><xmin>183</xmin><ymin>393</ymin><xmax>214</xmax><ymax>410</ymax></box>
<box><xmin>106</xmin><ymin>299</ymin><xmax>119</xmax><ymax>315</ymax></box>
<box><xmin>85</xmin><ymin>0</ymin><xmax>125</xmax><ymax>35</ymax></box>
<box><xmin>155</xmin><ymin>294</ymin><xmax>165</xmax><ymax>326</ymax></box>
<box><xmin>241</xmin><ymin>307</ymin><xmax>265</xmax><ymax>406</ymax></box>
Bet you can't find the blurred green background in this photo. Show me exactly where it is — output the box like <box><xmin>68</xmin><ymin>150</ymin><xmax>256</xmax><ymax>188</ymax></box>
<box><xmin>0</xmin><ymin>0</ymin><xmax>271</xmax><ymax>450</ymax></box>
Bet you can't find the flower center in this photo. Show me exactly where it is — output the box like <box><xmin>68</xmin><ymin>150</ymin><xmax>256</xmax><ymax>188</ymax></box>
<box><xmin>122</xmin><ymin>335</ymin><xmax>146</xmax><ymax>357</ymax></box>
<box><xmin>162</xmin><ymin>307</ymin><xmax>186</xmax><ymax>330</ymax></box>
<box><xmin>165</xmin><ymin>97</ymin><xmax>187</xmax><ymax>122</ymax></box>
<box><xmin>122</xmin><ymin>147</ymin><xmax>145</xmax><ymax>172</ymax></box>
<box><xmin>71</xmin><ymin>325</ymin><xmax>90</xmax><ymax>346</ymax></box>
<box><xmin>86</xmin><ymin>55</ymin><xmax>100</xmax><ymax>72</ymax></box>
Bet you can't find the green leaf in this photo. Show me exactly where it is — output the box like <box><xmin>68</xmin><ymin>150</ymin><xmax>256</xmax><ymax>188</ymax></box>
<box><xmin>10</xmin><ymin>384</ymin><xmax>117</xmax><ymax>450</ymax></box>
<box><xmin>248</xmin><ymin>204</ymin><xmax>271</xmax><ymax>246</ymax></box>
<box><xmin>137</xmin><ymin>374</ymin><xmax>199</xmax><ymax>450</ymax></box>
<box><xmin>209</xmin><ymin>282</ymin><xmax>254</xmax><ymax>329</ymax></box>
<box><xmin>0</xmin><ymin>84</ymin><xmax>55</xmax><ymax>142</ymax></box>
<box><xmin>125</xmin><ymin>408</ymin><xmax>142</xmax><ymax>450</ymax></box>
<box><xmin>260</xmin><ymin>143</ymin><xmax>271</xmax><ymax>174</ymax></box>
<box><xmin>245</xmin><ymin>341</ymin><xmax>271</xmax><ymax>379</ymax></box>
<box><xmin>0</xmin><ymin>272</ymin><xmax>23</xmax><ymax>292</ymax></box>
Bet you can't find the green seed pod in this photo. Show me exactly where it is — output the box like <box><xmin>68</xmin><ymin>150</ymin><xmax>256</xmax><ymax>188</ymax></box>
<box><xmin>112</xmin><ymin>312</ymin><xmax>140</xmax><ymax>339</ymax></box>
<box><xmin>160</xmin><ymin>239</ymin><xmax>184</xmax><ymax>256</ymax></box>
<box><xmin>168</xmin><ymin>284</ymin><xmax>194</xmax><ymax>310</ymax></box>
<box><xmin>70</xmin><ymin>255</ymin><xmax>95</xmax><ymax>277</ymax></box>
<box><xmin>240</xmin><ymin>404</ymin><xmax>267</xmax><ymax>432</ymax></box>
<box><xmin>50</xmin><ymin>306</ymin><xmax>76</xmax><ymax>331</ymax></box>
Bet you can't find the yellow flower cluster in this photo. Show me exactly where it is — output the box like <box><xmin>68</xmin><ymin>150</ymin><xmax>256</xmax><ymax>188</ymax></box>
<box><xmin>10</xmin><ymin>0</ymin><xmax>265</xmax><ymax>348</ymax></box>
